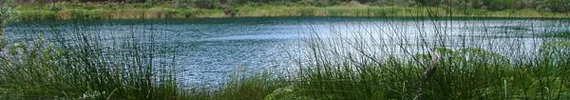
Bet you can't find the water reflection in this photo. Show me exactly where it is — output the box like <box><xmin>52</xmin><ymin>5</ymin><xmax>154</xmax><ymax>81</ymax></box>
<box><xmin>6</xmin><ymin>17</ymin><xmax>569</xmax><ymax>87</ymax></box>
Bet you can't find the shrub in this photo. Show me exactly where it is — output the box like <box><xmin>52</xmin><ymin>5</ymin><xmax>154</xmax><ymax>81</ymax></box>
<box><xmin>484</xmin><ymin>0</ymin><xmax>514</xmax><ymax>10</ymax></box>
<box><xmin>546</xmin><ymin>0</ymin><xmax>570</xmax><ymax>13</ymax></box>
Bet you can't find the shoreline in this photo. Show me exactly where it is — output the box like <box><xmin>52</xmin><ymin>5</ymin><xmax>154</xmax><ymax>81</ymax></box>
<box><xmin>16</xmin><ymin>3</ymin><xmax>570</xmax><ymax>20</ymax></box>
<box><xmin>11</xmin><ymin>16</ymin><xmax>570</xmax><ymax>23</ymax></box>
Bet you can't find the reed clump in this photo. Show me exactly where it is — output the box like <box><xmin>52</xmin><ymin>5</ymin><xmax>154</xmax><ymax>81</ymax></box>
<box><xmin>0</xmin><ymin>31</ymin><xmax>180</xmax><ymax>99</ymax></box>
<box><xmin>1</xmin><ymin>12</ymin><xmax>569</xmax><ymax>100</ymax></box>
<box><xmin>283</xmin><ymin>16</ymin><xmax>570</xmax><ymax>99</ymax></box>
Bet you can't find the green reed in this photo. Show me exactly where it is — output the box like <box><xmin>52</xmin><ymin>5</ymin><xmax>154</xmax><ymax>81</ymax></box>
<box><xmin>0</xmin><ymin>22</ymin><xmax>181</xmax><ymax>99</ymax></box>
<box><xmin>289</xmin><ymin>16</ymin><xmax>570</xmax><ymax>99</ymax></box>
<box><xmin>1</xmin><ymin>11</ymin><xmax>569</xmax><ymax>100</ymax></box>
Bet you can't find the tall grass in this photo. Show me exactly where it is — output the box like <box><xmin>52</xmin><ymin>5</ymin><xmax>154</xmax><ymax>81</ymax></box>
<box><xmin>288</xmin><ymin>14</ymin><xmax>570</xmax><ymax>99</ymax></box>
<box><xmin>16</xmin><ymin>2</ymin><xmax>570</xmax><ymax>20</ymax></box>
<box><xmin>0</xmin><ymin>21</ymin><xmax>182</xmax><ymax>99</ymax></box>
<box><xmin>0</xmin><ymin>20</ymin><xmax>289</xmax><ymax>100</ymax></box>
<box><xmin>2</xmin><ymin>7</ymin><xmax>570</xmax><ymax>100</ymax></box>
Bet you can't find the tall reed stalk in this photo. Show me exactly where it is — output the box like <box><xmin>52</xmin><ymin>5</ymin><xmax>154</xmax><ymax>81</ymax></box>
<box><xmin>1</xmin><ymin>7</ymin><xmax>569</xmax><ymax>100</ymax></box>
<box><xmin>289</xmin><ymin>8</ymin><xmax>570</xmax><ymax>99</ymax></box>
<box><xmin>0</xmin><ymin>21</ymin><xmax>180</xmax><ymax>99</ymax></box>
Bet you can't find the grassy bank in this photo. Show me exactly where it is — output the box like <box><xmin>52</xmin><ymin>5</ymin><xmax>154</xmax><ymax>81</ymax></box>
<box><xmin>2</xmin><ymin>29</ymin><xmax>569</xmax><ymax>99</ymax></box>
<box><xmin>16</xmin><ymin>2</ymin><xmax>570</xmax><ymax>20</ymax></box>
<box><xmin>281</xmin><ymin>18</ymin><xmax>570</xmax><ymax>99</ymax></box>
<box><xmin>0</xmin><ymin>22</ymin><xmax>289</xmax><ymax>99</ymax></box>
<box><xmin>0</xmin><ymin>30</ymin><xmax>181</xmax><ymax>99</ymax></box>
<box><xmin>2</xmin><ymin>14</ymin><xmax>570</xmax><ymax>99</ymax></box>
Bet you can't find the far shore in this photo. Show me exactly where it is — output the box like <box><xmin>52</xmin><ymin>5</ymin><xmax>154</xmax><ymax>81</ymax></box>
<box><xmin>17</xmin><ymin>3</ymin><xmax>570</xmax><ymax>20</ymax></box>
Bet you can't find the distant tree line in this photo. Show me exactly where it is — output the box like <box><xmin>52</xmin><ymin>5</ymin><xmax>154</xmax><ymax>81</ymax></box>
<box><xmin>13</xmin><ymin>0</ymin><xmax>570</xmax><ymax>12</ymax></box>
<box><xmin>412</xmin><ymin>0</ymin><xmax>570</xmax><ymax>12</ymax></box>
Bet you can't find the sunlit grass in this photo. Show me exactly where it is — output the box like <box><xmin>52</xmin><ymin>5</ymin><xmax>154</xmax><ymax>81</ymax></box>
<box><xmin>2</xmin><ymin>8</ymin><xmax>570</xmax><ymax>100</ymax></box>
<box><xmin>286</xmin><ymin>14</ymin><xmax>570</xmax><ymax>99</ymax></box>
<box><xmin>15</xmin><ymin>2</ymin><xmax>570</xmax><ymax>20</ymax></box>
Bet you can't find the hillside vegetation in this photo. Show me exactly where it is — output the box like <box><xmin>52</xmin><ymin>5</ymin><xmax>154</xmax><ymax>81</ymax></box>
<box><xmin>12</xmin><ymin>0</ymin><xmax>570</xmax><ymax>20</ymax></box>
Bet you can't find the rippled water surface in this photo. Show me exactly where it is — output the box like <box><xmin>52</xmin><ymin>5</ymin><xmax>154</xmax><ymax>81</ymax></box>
<box><xmin>6</xmin><ymin>17</ymin><xmax>570</xmax><ymax>87</ymax></box>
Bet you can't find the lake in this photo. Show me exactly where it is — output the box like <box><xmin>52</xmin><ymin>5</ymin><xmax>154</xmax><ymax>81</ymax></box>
<box><xmin>6</xmin><ymin>17</ymin><xmax>570</xmax><ymax>87</ymax></box>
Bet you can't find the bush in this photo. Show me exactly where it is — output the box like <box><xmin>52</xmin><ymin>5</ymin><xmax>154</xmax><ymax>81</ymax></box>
<box><xmin>193</xmin><ymin>0</ymin><xmax>218</xmax><ymax>9</ymax></box>
<box><xmin>484</xmin><ymin>0</ymin><xmax>514</xmax><ymax>10</ymax></box>
<box><xmin>546</xmin><ymin>0</ymin><xmax>570</xmax><ymax>13</ymax></box>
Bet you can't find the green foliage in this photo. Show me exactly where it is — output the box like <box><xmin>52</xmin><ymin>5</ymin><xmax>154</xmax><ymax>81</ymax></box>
<box><xmin>49</xmin><ymin>3</ymin><xmax>63</xmax><ymax>11</ymax></box>
<box><xmin>264</xmin><ymin>85</ymin><xmax>312</xmax><ymax>100</ymax></box>
<box><xmin>485</xmin><ymin>0</ymin><xmax>514</xmax><ymax>10</ymax></box>
<box><xmin>293</xmin><ymin>46</ymin><xmax>570</xmax><ymax>99</ymax></box>
<box><xmin>63</xmin><ymin>9</ymin><xmax>108</xmax><ymax>19</ymax></box>
<box><xmin>0</xmin><ymin>23</ymin><xmax>289</xmax><ymax>99</ymax></box>
<box><xmin>539</xmin><ymin>40</ymin><xmax>570</xmax><ymax>63</ymax></box>
<box><xmin>542</xmin><ymin>32</ymin><xmax>570</xmax><ymax>38</ymax></box>
<box><xmin>18</xmin><ymin>10</ymin><xmax>59</xmax><ymax>20</ymax></box>
<box><xmin>215</xmin><ymin>74</ymin><xmax>287</xmax><ymax>100</ymax></box>
<box><xmin>1</xmin><ymin>0</ymin><xmax>19</xmax><ymax>25</ymax></box>
<box><xmin>3</xmin><ymin>2</ymin><xmax>570</xmax><ymax>99</ymax></box>
<box><xmin>0</xmin><ymin>30</ymin><xmax>180</xmax><ymax>99</ymax></box>
<box><xmin>288</xmin><ymin>17</ymin><xmax>570</xmax><ymax>99</ymax></box>
<box><xmin>15</xmin><ymin>1</ymin><xmax>569</xmax><ymax>20</ymax></box>
<box><xmin>545</xmin><ymin>0</ymin><xmax>570</xmax><ymax>12</ymax></box>
<box><xmin>11</xmin><ymin>0</ymin><xmax>570</xmax><ymax>14</ymax></box>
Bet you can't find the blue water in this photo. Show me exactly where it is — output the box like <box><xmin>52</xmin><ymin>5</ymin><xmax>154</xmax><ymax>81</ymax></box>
<box><xmin>6</xmin><ymin>17</ymin><xmax>570</xmax><ymax>87</ymax></box>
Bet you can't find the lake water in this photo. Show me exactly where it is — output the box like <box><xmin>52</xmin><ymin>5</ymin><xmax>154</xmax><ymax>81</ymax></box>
<box><xmin>6</xmin><ymin>17</ymin><xmax>570</xmax><ymax>87</ymax></box>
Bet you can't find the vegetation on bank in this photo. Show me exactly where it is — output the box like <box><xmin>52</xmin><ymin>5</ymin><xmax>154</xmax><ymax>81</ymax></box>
<box><xmin>14</xmin><ymin>1</ymin><xmax>570</xmax><ymax>20</ymax></box>
<box><xmin>1</xmin><ymin>0</ymin><xmax>19</xmax><ymax>35</ymax></box>
<box><xmin>1</xmin><ymin>17</ymin><xmax>570</xmax><ymax>99</ymax></box>
<box><xmin>0</xmin><ymin>24</ymin><xmax>288</xmax><ymax>99</ymax></box>
<box><xmin>13</xmin><ymin>0</ymin><xmax>570</xmax><ymax>12</ymax></box>
<box><xmin>1</xmin><ymin>0</ymin><xmax>570</xmax><ymax>99</ymax></box>
<box><xmin>544</xmin><ymin>32</ymin><xmax>570</xmax><ymax>38</ymax></box>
